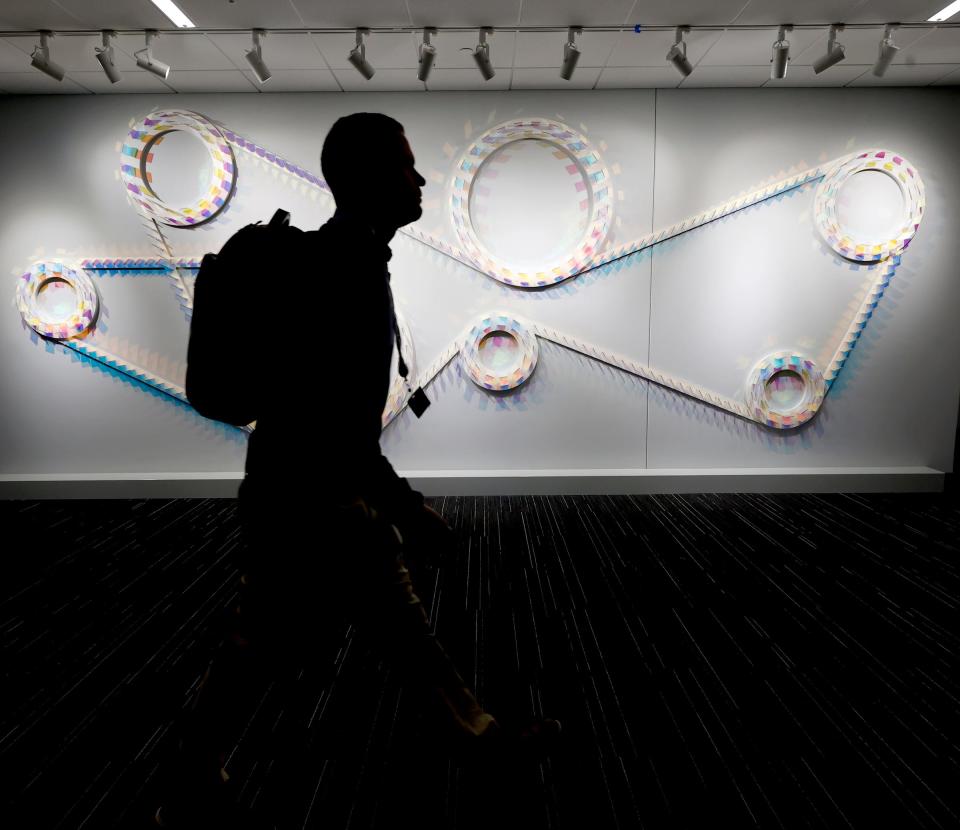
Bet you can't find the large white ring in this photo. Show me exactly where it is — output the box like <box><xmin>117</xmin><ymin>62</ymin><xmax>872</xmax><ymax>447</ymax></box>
<box><xmin>746</xmin><ymin>351</ymin><xmax>826</xmax><ymax>430</ymax></box>
<box><xmin>814</xmin><ymin>149</ymin><xmax>924</xmax><ymax>262</ymax></box>
<box><xmin>16</xmin><ymin>261</ymin><xmax>99</xmax><ymax>340</ymax></box>
<box><xmin>450</xmin><ymin>119</ymin><xmax>612</xmax><ymax>287</ymax></box>
<box><xmin>121</xmin><ymin>109</ymin><xmax>237</xmax><ymax>227</ymax></box>
<box><xmin>461</xmin><ymin>315</ymin><xmax>539</xmax><ymax>391</ymax></box>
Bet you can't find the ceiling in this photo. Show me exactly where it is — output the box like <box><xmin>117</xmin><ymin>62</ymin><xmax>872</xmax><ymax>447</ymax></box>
<box><xmin>0</xmin><ymin>0</ymin><xmax>957</xmax><ymax>93</ymax></box>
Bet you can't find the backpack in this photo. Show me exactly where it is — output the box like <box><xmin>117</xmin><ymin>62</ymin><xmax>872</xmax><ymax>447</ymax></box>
<box><xmin>186</xmin><ymin>209</ymin><xmax>302</xmax><ymax>426</ymax></box>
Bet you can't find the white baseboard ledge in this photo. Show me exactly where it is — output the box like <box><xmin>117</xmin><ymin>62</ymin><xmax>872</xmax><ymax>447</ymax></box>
<box><xmin>0</xmin><ymin>467</ymin><xmax>944</xmax><ymax>499</ymax></box>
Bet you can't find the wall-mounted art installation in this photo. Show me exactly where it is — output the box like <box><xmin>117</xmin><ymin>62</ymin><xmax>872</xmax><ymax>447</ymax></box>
<box><xmin>121</xmin><ymin>109</ymin><xmax>237</xmax><ymax>227</ymax></box>
<box><xmin>11</xmin><ymin>105</ymin><xmax>925</xmax><ymax>435</ymax></box>
<box><xmin>460</xmin><ymin>315</ymin><xmax>539</xmax><ymax>391</ymax></box>
<box><xmin>449</xmin><ymin>119</ymin><xmax>613</xmax><ymax>287</ymax></box>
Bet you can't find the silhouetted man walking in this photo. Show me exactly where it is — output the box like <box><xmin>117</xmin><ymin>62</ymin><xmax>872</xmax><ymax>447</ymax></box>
<box><xmin>157</xmin><ymin>113</ymin><xmax>557</xmax><ymax>829</ymax></box>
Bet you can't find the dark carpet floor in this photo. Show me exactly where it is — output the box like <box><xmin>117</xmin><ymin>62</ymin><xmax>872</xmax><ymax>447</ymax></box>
<box><xmin>2</xmin><ymin>493</ymin><xmax>959</xmax><ymax>829</ymax></box>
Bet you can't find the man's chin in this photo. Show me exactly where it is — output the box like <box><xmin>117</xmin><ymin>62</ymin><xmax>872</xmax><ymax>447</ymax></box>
<box><xmin>400</xmin><ymin>204</ymin><xmax>423</xmax><ymax>227</ymax></box>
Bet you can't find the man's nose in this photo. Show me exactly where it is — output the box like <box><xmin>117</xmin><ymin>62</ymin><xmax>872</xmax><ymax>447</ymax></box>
<box><xmin>415</xmin><ymin>169</ymin><xmax>426</xmax><ymax>187</ymax></box>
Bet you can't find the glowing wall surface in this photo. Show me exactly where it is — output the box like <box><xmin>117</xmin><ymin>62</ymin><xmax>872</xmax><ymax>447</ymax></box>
<box><xmin>0</xmin><ymin>89</ymin><xmax>958</xmax><ymax>479</ymax></box>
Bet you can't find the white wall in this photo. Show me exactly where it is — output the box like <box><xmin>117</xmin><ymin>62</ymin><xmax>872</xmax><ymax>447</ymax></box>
<box><xmin>0</xmin><ymin>88</ymin><xmax>958</xmax><ymax>483</ymax></box>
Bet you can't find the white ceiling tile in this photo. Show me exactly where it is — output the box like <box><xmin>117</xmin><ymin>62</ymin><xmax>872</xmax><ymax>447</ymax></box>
<box><xmin>931</xmin><ymin>66</ymin><xmax>960</xmax><ymax>84</ymax></box>
<box><xmin>2</xmin><ymin>35</ymin><xmax>139</xmax><ymax>73</ymax></box>
<box><xmin>417</xmin><ymin>30</ymin><xmax>516</xmax><ymax>69</ymax></box>
<box><xmin>514</xmin><ymin>31</ymin><xmax>621</xmax><ymax>68</ymax></box>
<box><xmin>52</xmin><ymin>0</ymin><xmax>173</xmax><ymax>29</ymax></box>
<box><xmin>620</xmin><ymin>1</ymin><xmax>749</xmax><ymax>26</ymax></box>
<box><xmin>114</xmin><ymin>33</ymin><xmax>236</xmax><ymax>71</ymax></box>
<box><xmin>732</xmin><ymin>0</ymin><xmax>867</xmax><ymax>25</ymax></box>
<box><xmin>312</xmin><ymin>32</ymin><xmax>418</xmax><ymax>69</ymax></box>
<box><xmin>845</xmin><ymin>1</ymin><xmax>950</xmax><ymax>24</ymax></box>
<box><xmin>332</xmin><ymin>67</ymin><xmax>426</xmax><ymax>91</ymax></box>
<box><xmin>698</xmin><ymin>28</ymin><xmax>825</xmax><ymax>66</ymax></box>
<box><xmin>65</xmin><ymin>69</ymin><xmax>174</xmax><ymax>93</ymax></box>
<box><xmin>0</xmin><ymin>1</ymin><xmax>89</xmax><ymax>29</ymax></box>
<box><xmin>425</xmin><ymin>67</ymin><xmax>511</xmax><ymax>90</ymax></box>
<box><xmin>596</xmin><ymin>66</ymin><xmax>683</xmax><ymax>87</ymax></box>
<box><xmin>0</xmin><ymin>38</ymin><xmax>35</xmax><ymax>72</ymax></box>
<box><xmin>407</xmin><ymin>0</ymin><xmax>522</xmax><ymax>27</ymax></box>
<box><xmin>206</xmin><ymin>33</ymin><xmax>328</xmax><ymax>71</ymax></box>
<box><xmin>164</xmin><ymin>69</ymin><xmax>260</xmax><ymax>93</ymax></box>
<box><xmin>678</xmin><ymin>65</ymin><xmax>771</xmax><ymax>86</ymax></box>
<box><xmin>792</xmin><ymin>26</ymin><xmax>934</xmax><ymax>65</ymax></box>
<box><xmin>290</xmin><ymin>0</ymin><xmax>411</xmax><ymax>28</ymax></box>
<box><xmin>519</xmin><ymin>0</ymin><xmax>636</xmax><ymax>26</ymax></box>
<box><xmin>606</xmin><ymin>27</ymin><xmax>723</xmax><ymax>67</ymax></box>
<box><xmin>893</xmin><ymin>26</ymin><xmax>960</xmax><ymax>63</ymax></box>
<box><xmin>241</xmin><ymin>69</ymin><xmax>340</xmax><ymax>91</ymax></box>
<box><xmin>759</xmin><ymin>64</ymin><xmax>873</xmax><ymax>86</ymax></box>
<box><xmin>0</xmin><ymin>72</ymin><xmax>91</xmax><ymax>93</ymax></box>
<box><xmin>172</xmin><ymin>0</ymin><xmax>305</xmax><ymax>28</ymax></box>
<box><xmin>511</xmin><ymin>66</ymin><xmax>602</xmax><ymax>88</ymax></box>
<box><xmin>848</xmin><ymin>62</ymin><xmax>959</xmax><ymax>84</ymax></box>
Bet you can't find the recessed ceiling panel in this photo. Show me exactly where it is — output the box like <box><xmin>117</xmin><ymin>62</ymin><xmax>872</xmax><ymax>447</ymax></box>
<box><xmin>596</xmin><ymin>66</ymin><xmax>683</xmax><ymax>87</ymax></box>
<box><xmin>699</xmin><ymin>28</ymin><xmax>824</xmax><ymax>66</ymax></box>
<box><xmin>792</xmin><ymin>26</ymin><xmax>934</xmax><ymax>65</ymax></box>
<box><xmin>207</xmin><ymin>32</ymin><xmax>328</xmax><ymax>71</ymax></box>
<box><xmin>848</xmin><ymin>61</ymin><xmax>957</xmax><ymax>83</ymax></box>
<box><xmin>290</xmin><ymin>0</ymin><xmax>411</xmax><ymax>28</ymax></box>
<box><xmin>514</xmin><ymin>31</ymin><xmax>621</xmax><ymax>67</ymax></box>
<box><xmin>312</xmin><ymin>31</ymin><xmax>417</xmax><ymax>69</ymax></box>
<box><xmin>519</xmin><ymin>0</ymin><xmax>636</xmax><ymax>26</ymax></box>
<box><xmin>114</xmin><ymin>32</ymin><xmax>236</xmax><ymax>71</ymax></box>
<box><xmin>606</xmin><ymin>27</ymin><xmax>723</xmax><ymax>67</ymax></box>
<box><xmin>678</xmin><ymin>65</ymin><xmax>771</xmax><ymax>86</ymax></box>
<box><xmin>846</xmin><ymin>0</ymin><xmax>951</xmax><ymax>24</ymax></box>
<box><xmin>511</xmin><ymin>66</ymin><xmax>602</xmax><ymax>88</ymax></box>
<box><xmin>425</xmin><ymin>67</ymin><xmax>511</xmax><ymax>90</ymax></box>
<box><xmin>241</xmin><ymin>68</ymin><xmax>340</xmax><ymax>91</ymax></box>
<box><xmin>171</xmin><ymin>0</ymin><xmax>305</xmax><ymax>28</ymax></box>
<box><xmin>732</xmin><ymin>0</ymin><xmax>867</xmax><ymax>25</ymax></box>
<box><xmin>624</xmin><ymin>0</ymin><xmax>756</xmax><ymax>26</ymax></box>
<box><xmin>407</xmin><ymin>0</ymin><xmax>522</xmax><ymax>28</ymax></box>
<box><xmin>164</xmin><ymin>69</ymin><xmax>259</xmax><ymax>92</ymax></box>
<box><xmin>67</xmin><ymin>69</ymin><xmax>173</xmax><ymax>92</ymax></box>
<box><xmin>759</xmin><ymin>64</ymin><xmax>872</xmax><ymax>86</ymax></box>
<box><xmin>0</xmin><ymin>0</ymin><xmax>88</xmax><ymax>30</ymax></box>
<box><xmin>53</xmin><ymin>0</ymin><xmax>172</xmax><ymax>29</ymax></box>
<box><xmin>332</xmin><ymin>66</ymin><xmax>425</xmax><ymax>91</ymax></box>
<box><xmin>418</xmin><ymin>29</ymin><xmax>517</xmax><ymax>69</ymax></box>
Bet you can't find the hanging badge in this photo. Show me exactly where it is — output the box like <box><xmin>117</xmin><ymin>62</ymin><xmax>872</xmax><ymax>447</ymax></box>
<box><xmin>408</xmin><ymin>386</ymin><xmax>431</xmax><ymax>418</ymax></box>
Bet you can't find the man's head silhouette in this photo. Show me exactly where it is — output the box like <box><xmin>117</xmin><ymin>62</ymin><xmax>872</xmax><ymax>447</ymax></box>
<box><xmin>321</xmin><ymin>113</ymin><xmax>426</xmax><ymax>233</ymax></box>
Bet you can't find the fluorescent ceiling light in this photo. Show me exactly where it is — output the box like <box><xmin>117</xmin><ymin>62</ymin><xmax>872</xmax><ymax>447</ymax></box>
<box><xmin>150</xmin><ymin>0</ymin><xmax>195</xmax><ymax>29</ymax></box>
<box><xmin>928</xmin><ymin>1</ymin><xmax>960</xmax><ymax>21</ymax></box>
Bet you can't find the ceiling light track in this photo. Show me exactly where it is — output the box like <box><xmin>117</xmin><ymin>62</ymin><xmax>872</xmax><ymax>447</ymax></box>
<box><xmin>5</xmin><ymin>22</ymin><xmax>953</xmax><ymax>38</ymax></box>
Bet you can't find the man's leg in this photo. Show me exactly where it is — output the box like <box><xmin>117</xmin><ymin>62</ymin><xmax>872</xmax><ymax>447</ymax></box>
<box><xmin>340</xmin><ymin>505</ymin><xmax>499</xmax><ymax>744</ymax></box>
